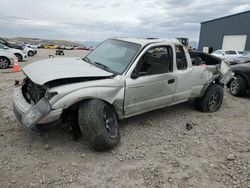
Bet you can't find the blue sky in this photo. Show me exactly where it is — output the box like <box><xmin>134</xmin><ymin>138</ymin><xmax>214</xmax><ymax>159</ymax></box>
<box><xmin>0</xmin><ymin>0</ymin><xmax>249</xmax><ymax>43</ymax></box>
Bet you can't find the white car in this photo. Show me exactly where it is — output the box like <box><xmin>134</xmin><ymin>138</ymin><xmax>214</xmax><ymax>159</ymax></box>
<box><xmin>0</xmin><ymin>50</ymin><xmax>18</xmax><ymax>69</ymax></box>
<box><xmin>24</xmin><ymin>44</ymin><xmax>39</xmax><ymax>49</ymax></box>
<box><xmin>21</xmin><ymin>45</ymin><xmax>37</xmax><ymax>56</ymax></box>
<box><xmin>212</xmin><ymin>50</ymin><xmax>244</xmax><ymax>61</ymax></box>
<box><xmin>0</xmin><ymin>44</ymin><xmax>27</xmax><ymax>62</ymax></box>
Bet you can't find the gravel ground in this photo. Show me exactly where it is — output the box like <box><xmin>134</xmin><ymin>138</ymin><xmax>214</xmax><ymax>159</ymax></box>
<box><xmin>0</xmin><ymin>49</ymin><xmax>250</xmax><ymax>188</ymax></box>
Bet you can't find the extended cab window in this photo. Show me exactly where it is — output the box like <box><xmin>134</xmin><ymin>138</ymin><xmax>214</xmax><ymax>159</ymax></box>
<box><xmin>175</xmin><ymin>46</ymin><xmax>187</xmax><ymax>70</ymax></box>
<box><xmin>136</xmin><ymin>46</ymin><xmax>173</xmax><ymax>76</ymax></box>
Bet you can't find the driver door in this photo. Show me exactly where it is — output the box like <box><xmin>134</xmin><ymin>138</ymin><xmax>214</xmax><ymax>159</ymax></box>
<box><xmin>124</xmin><ymin>46</ymin><xmax>176</xmax><ymax>117</ymax></box>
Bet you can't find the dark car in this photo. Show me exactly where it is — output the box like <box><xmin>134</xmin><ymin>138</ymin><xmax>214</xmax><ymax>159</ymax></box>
<box><xmin>189</xmin><ymin>51</ymin><xmax>221</xmax><ymax>65</ymax></box>
<box><xmin>228</xmin><ymin>63</ymin><xmax>250</xmax><ymax>96</ymax></box>
<box><xmin>0</xmin><ymin>38</ymin><xmax>22</xmax><ymax>50</ymax></box>
<box><xmin>229</xmin><ymin>53</ymin><xmax>250</xmax><ymax>65</ymax></box>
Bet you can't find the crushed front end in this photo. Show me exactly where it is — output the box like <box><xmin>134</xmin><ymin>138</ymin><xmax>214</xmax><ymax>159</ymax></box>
<box><xmin>13</xmin><ymin>77</ymin><xmax>61</xmax><ymax>129</ymax></box>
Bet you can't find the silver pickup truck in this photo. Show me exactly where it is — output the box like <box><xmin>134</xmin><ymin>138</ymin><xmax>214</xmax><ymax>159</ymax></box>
<box><xmin>13</xmin><ymin>38</ymin><xmax>233</xmax><ymax>151</ymax></box>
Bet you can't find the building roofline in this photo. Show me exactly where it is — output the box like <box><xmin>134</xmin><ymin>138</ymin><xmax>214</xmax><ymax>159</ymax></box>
<box><xmin>201</xmin><ymin>10</ymin><xmax>250</xmax><ymax>24</ymax></box>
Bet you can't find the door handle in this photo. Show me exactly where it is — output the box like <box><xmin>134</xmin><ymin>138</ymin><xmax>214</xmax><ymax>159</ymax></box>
<box><xmin>168</xmin><ymin>79</ymin><xmax>175</xmax><ymax>84</ymax></box>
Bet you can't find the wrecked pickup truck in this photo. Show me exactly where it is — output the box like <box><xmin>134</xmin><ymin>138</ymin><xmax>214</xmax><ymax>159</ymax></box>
<box><xmin>13</xmin><ymin>38</ymin><xmax>233</xmax><ymax>151</ymax></box>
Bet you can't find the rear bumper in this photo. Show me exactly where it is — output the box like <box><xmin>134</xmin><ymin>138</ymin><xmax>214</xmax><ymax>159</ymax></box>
<box><xmin>13</xmin><ymin>87</ymin><xmax>62</xmax><ymax>129</ymax></box>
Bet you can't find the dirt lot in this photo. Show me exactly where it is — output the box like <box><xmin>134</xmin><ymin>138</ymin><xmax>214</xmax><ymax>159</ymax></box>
<box><xmin>0</xmin><ymin>49</ymin><xmax>250</xmax><ymax>188</ymax></box>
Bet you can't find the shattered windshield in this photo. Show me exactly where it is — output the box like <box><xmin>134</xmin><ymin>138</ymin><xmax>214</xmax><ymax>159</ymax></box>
<box><xmin>85</xmin><ymin>39</ymin><xmax>141</xmax><ymax>74</ymax></box>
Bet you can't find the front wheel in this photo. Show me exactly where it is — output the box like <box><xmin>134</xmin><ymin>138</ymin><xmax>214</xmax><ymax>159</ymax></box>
<box><xmin>78</xmin><ymin>99</ymin><xmax>119</xmax><ymax>151</ymax></box>
<box><xmin>195</xmin><ymin>83</ymin><xmax>224</xmax><ymax>112</ymax></box>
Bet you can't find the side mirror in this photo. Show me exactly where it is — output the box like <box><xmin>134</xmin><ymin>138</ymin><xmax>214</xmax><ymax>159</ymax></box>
<box><xmin>131</xmin><ymin>70</ymin><xmax>139</xmax><ymax>79</ymax></box>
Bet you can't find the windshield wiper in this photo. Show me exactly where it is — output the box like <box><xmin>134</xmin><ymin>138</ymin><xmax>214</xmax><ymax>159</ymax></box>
<box><xmin>93</xmin><ymin>61</ymin><xmax>118</xmax><ymax>75</ymax></box>
<box><xmin>93</xmin><ymin>61</ymin><xmax>109</xmax><ymax>69</ymax></box>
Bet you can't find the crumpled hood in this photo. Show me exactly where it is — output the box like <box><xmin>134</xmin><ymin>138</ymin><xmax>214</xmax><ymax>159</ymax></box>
<box><xmin>23</xmin><ymin>57</ymin><xmax>113</xmax><ymax>85</ymax></box>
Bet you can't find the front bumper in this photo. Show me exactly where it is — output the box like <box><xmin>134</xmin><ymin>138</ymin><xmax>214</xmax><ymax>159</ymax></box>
<box><xmin>13</xmin><ymin>87</ymin><xmax>63</xmax><ymax>129</ymax></box>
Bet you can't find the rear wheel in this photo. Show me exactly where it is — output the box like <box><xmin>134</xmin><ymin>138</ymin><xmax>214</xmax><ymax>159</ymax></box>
<box><xmin>230</xmin><ymin>75</ymin><xmax>247</xmax><ymax>96</ymax></box>
<box><xmin>195</xmin><ymin>83</ymin><xmax>224</xmax><ymax>112</ymax></box>
<box><xmin>0</xmin><ymin>56</ymin><xmax>10</xmax><ymax>69</ymax></box>
<box><xmin>78</xmin><ymin>99</ymin><xmax>119</xmax><ymax>151</ymax></box>
<box><xmin>14</xmin><ymin>53</ymin><xmax>22</xmax><ymax>62</ymax></box>
<box><xmin>28</xmin><ymin>51</ymin><xmax>34</xmax><ymax>56</ymax></box>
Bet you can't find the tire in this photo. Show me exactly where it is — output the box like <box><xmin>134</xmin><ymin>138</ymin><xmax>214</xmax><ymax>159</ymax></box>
<box><xmin>28</xmin><ymin>51</ymin><xmax>34</xmax><ymax>56</ymax></box>
<box><xmin>14</xmin><ymin>53</ymin><xmax>22</xmax><ymax>62</ymax></box>
<box><xmin>195</xmin><ymin>83</ymin><xmax>224</xmax><ymax>112</ymax></box>
<box><xmin>0</xmin><ymin>56</ymin><xmax>10</xmax><ymax>69</ymax></box>
<box><xmin>78</xmin><ymin>99</ymin><xmax>119</xmax><ymax>151</ymax></box>
<box><xmin>230</xmin><ymin>75</ymin><xmax>247</xmax><ymax>96</ymax></box>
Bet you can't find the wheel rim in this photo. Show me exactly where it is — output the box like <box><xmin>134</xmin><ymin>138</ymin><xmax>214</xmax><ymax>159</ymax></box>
<box><xmin>16</xmin><ymin>54</ymin><xmax>22</xmax><ymax>61</ymax></box>
<box><xmin>0</xmin><ymin>58</ymin><xmax>9</xmax><ymax>68</ymax></box>
<box><xmin>208</xmin><ymin>90</ymin><xmax>221</xmax><ymax>111</ymax></box>
<box><xmin>28</xmin><ymin>51</ymin><xmax>33</xmax><ymax>56</ymax></box>
<box><xmin>230</xmin><ymin>78</ymin><xmax>239</xmax><ymax>95</ymax></box>
<box><xmin>103</xmin><ymin>105</ymin><xmax>118</xmax><ymax>139</ymax></box>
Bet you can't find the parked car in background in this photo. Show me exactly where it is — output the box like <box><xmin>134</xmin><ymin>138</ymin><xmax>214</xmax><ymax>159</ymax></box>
<box><xmin>0</xmin><ymin>50</ymin><xmax>18</xmax><ymax>69</ymax></box>
<box><xmin>0</xmin><ymin>44</ymin><xmax>27</xmax><ymax>62</ymax></box>
<box><xmin>212</xmin><ymin>49</ymin><xmax>244</xmax><ymax>61</ymax></box>
<box><xmin>228</xmin><ymin>63</ymin><xmax>250</xmax><ymax>96</ymax></box>
<box><xmin>13</xmin><ymin>38</ymin><xmax>233</xmax><ymax>151</ymax></box>
<box><xmin>74</xmin><ymin>46</ymin><xmax>89</xmax><ymax>50</ymax></box>
<box><xmin>21</xmin><ymin>45</ymin><xmax>37</xmax><ymax>56</ymax></box>
<box><xmin>228</xmin><ymin>52</ymin><xmax>250</xmax><ymax>65</ymax></box>
<box><xmin>64</xmin><ymin>46</ymin><xmax>74</xmax><ymax>50</ymax></box>
<box><xmin>25</xmin><ymin>44</ymin><xmax>39</xmax><ymax>49</ymax></box>
<box><xmin>0</xmin><ymin>38</ymin><xmax>23</xmax><ymax>50</ymax></box>
<box><xmin>44</xmin><ymin>44</ymin><xmax>59</xmax><ymax>49</ymax></box>
<box><xmin>189</xmin><ymin>51</ymin><xmax>221</xmax><ymax>65</ymax></box>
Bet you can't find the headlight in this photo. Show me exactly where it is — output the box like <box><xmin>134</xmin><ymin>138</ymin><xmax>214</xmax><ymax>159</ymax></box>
<box><xmin>22</xmin><ymin>98</ymin><xmax>51</xmax><ymax>128</ymax></box>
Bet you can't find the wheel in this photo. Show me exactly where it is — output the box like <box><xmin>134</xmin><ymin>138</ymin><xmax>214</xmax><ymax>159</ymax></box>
<box><xmin>230</xmin><ymin>75</ymin><xmax>247</xmax><ymax>96</ymax></box>
<box><xmin>14</xmin><ymin>53</ymin><xmax>23</xmax><ymax>62</ymax></box>
<box><xmin>28</xmin><ymin>51</ymin><xmax>34</xmax><ymax>56</ymax></box>
<box><xmin>78</xmin><ymin>99</ymin><xmax>119</xmax><ymax>151</ymax></box>
<box><xmin>0</xmin><ymin>56</ymin><xmax>10</xmax><ymax>69</ymax></box>
<box><xmin>195</xmin><ymin>83</ymin><xmax>224</xmax><ymax>112</ymax></box>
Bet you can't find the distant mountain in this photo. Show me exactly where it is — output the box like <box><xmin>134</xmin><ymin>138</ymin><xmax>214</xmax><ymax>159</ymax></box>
<box><xmin>6</xmin><ymin>37</ymin><xmax>83</xmax><ymax>46</ymax></box>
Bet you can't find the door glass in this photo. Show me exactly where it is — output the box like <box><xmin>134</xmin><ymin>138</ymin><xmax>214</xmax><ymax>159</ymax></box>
<box><xmin>137</xmin><ymin>46</ymin><xmax>173</xmax><ymax>76</ymax></box>
<box><xmin>175</xmin><ymin>46</ymin><xmax>188</xmax><ymax>70</ymax></box>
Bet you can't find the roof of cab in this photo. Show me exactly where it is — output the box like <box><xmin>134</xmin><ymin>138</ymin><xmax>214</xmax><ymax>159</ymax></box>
<box><xmin>114</xmin><ymin>37</ymin><xmax>182</xmax><ymax>46</ymax></box>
